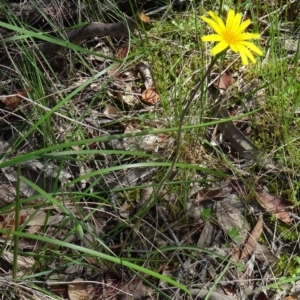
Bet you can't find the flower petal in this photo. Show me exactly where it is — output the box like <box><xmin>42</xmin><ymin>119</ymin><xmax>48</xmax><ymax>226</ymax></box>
<box><xmin>244</xmin><ymin>48</ymin><xmax>256</xmax><ymax>63</ymax></box>
<box><xmin>238</xmin><ymin>48</ymin><xmax>249</xmax><ymax>65</ymax></box>
<box><xmin>232</xmin><ymin>12</ymin><xmax>242</xmax><ymax>32</ymax></box>
<box><xmin>240</xmin><ymin>33</ymin><xmax>260</xmax><ymax>40</ymax></box>
<box><xmin>237</xmin><ymin>45</ymin><xmax>256</xmax><ymax>66</ymax></box>
<box><xmin>236</xmin><ymin>19</ymin><xmax>251</xmax><ymax>35</ymax></box>
<box><xmin>208</xmin><ymin>11</ymin><xmax>226</xmax><ymax>32</ymax></box>
<box><xmin>200</xmin><ymin>16</ymin><xmax>222</xmax><ymax>35</ymax></box>
<box><xmin>211</xmin><ymin>41</ymin><xmax>229</xmax><ymax>55</ymax></box>
<box><xmin>201</xmin><ymin>34</ymin><xmax>224</xmax><ymax>42</ymax></box>
<box><xmin>226</xmin><ymin>9</ymin><xmax>236</xmax><ymax>29</ymax></box>
<box><xmin>240</xmin><ymin>41</ymin><xmax>263</xmax><ymax>56</ymax></box>
<box><xmin>230</xmin><ymin>44</ymin><xmax>239</xmax><ymax>53</ymax></box>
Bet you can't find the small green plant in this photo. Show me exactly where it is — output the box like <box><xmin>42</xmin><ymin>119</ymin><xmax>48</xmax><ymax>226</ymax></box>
<box><xmin>275</xmin><ymin>255</ymin><xmax>300</xmax><ymax>278</ymax></box>
<box><xmin>226</xmin><ymin>226</ymin><xmax>243</xmax><ymax>244</ymax></box>
<box><xmin>201</xmin><ymin>207</ymin><xmax>212</xmax><ymax>220</ymax></box>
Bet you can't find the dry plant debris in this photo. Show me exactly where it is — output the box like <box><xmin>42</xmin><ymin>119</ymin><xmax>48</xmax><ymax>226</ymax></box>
<box><xmin>233</xmin><ymin>215</ymin><xmax>263</xmax><ymax>262</ymax></box>
<box><xmin>256</xmin><ymin>191</ymin><xmax>293</xmax><ymax>223</ymax></box>
<box><xmin>0</xmin><ymin>0</ymin><xmax>299</xmax><ymax>299</ymax></box>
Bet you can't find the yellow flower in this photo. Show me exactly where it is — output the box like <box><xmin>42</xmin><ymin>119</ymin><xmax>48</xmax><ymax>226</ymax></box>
<box><xmin>201</xmin><ymin>10</ymin><xmax>263</xmax><ymax>65</ymax></box>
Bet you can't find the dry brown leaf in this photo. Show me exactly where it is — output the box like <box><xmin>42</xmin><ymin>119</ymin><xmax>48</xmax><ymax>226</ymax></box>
<box><xmin>123</xmin><ymin>126</ymin><xmax>160</xmax><ymax>152</ymax></box>
<box><xmin>107</xmin><ymin>44</ymin><xmax>129</xmax><ymax>76</ymax></box>
<box><xmin>107</xmin><ymin>50</ymin><xmax>126</xmax><ymax>77</ymax></box>
<box><xmin>68</xmin><ymin>278</ymin><xmax>94</xmax><ymax>300</ymax></box>
<box><xmin>254</xmin><ymin>243</ymin><xmax>278</xmax><ymax>263</ymax></box>
<box><xmin>196</xmin><ymin>180</ymin><xmax>232</xmax><ymax>202</ymax></box>
<box><xmin>115</xmin><ymin>44</ymin><xmax>129</xmax><ymax>59</ymax></box>
<box><xmin>215</xmin><ymin>195</ymin><xmax>250</xmax><ymax>245</ymax></box>
<box><xmin>256</xmin><ymin>191</ymin><xmax>293</xmax><ymax>223</ymax></box>
<box><xmin>141</xmin><ymin>87</ymin><xmax>160</xmax><ymax>105</ymax></box>
<box><xmin>5</xmin><ymin>90</ymin><xmax>27</xmax><ymax>109</ymax></box>
<box><xmin>285</xmin><ymin>289</ymin><xmax>300</xmax><ymax>300</ymax></box>
<box><xmin>0</xmin><ymin>213</ymin><xmax>25</xmax><ymax>238</ymax></box>
<box><xmin>119</xmin><ymin>280</ymin><xmax>153</xmax><ymax>299</ymax></box>
<box><xmin>217</xmin><ymin>71</ymin><xmax>232</xmax><ymax>91</ymax></box>
<box><xmin>116</xmin><ymin>82</ymin><xmax>135</xmax><ymax>105</ymax></box>
<box><xmin>190</xmin><ymin>289</ymin><xmax>232</xmax><ymax>300</ymax></box>
<box><xmin>254</xmin><ymin>291</ymin><xmax>269</xmax><ymax>300</ymax></box>
<box><xmin>49</xmin><ymin>284</ymin><xmax>69</xmax><ymax>299</ymax></box>
<box><xmin>137</xmin><ymin>11</ymin><xmax>151</xmax><ymax>24</ymax></box>
<box><xmin>119</xmin><ymin>200</ymin><xmax>135</xmax><ymax>219</ymax></box>
<box><xmin>197</xmin><ymin>222</ymin><xmax>216</xmax><ymax>248</ymax></box>
<box><xmin>234</xmin><ymin>215</ymin><xmax>263</xmax><ymax>261</ymax></box>
<box><xmin>103</xmin><ymin>104</ymin><xmax>122</xmax><ymax>119</ymax></box>
<box><xmin>283</xmin><ymin>297</ymin><xmax>297</xmax><ymax>300</ymax></box>
<box><xmin>2</xmin><ymin>250</ymin><xmax>36</xmax><ymax>271</ymax></box>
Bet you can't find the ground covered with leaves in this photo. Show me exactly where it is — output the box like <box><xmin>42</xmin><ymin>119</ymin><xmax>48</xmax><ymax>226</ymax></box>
<box><xmin>0</xmin><ymin>0</ymin><xmax>300</xmax><ymax>299</ymax></box>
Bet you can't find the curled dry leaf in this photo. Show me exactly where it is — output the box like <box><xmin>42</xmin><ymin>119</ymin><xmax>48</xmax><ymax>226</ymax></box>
<box><xmin>141</xmin><ymin>87</ymin><xmax>160</xmax><ymax>105</ymax></box>
<box><xmin>256</xmin><ymin>191</ymin><xmax>293</xmax><ymax>223</ymax></box>
<box><xmin>233</xmin><ymin>215</ymin><xmax>263</xmax><ymax>262</ymax></box>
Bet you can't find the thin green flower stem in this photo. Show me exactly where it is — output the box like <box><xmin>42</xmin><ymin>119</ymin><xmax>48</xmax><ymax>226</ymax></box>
<box><xmin>218</xmin><ymin>0</ymin><xmax>224</xmax><ymax>16</ymax></box>
<box><xmin>13</xmin><ymin>164</ymin><xmax>21</xmax><ymax>280</ymax></box>
<box><xmin>151</xmin><ymin>55</ymin><xmax>220</xmax><ymax>202</ymax></box>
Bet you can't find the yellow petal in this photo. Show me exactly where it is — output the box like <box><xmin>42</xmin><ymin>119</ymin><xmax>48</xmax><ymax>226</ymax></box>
<box><xmin>240</xmin><ymin>33</ymin><xmax>260</xmax><ymax>40</ymax></box>
<box><xmin>244</xmin><ymin>47</ymin><xmax>256</xmax><ymax>63</ymax></box>
<box><xmin>238</xmin><ymin>48</ymin><xmax>249</xmax><ymax>65</ymax></box>
<box><xmin>201</xmin><ymin>16</ymin><xmax>222</xmax><ymax>35</ymax></box>
<box><xmin>226</xmin><ymin>9</ymin><xmax>236</xmax><ymax>29</ymax></box>
<box><xmin>236</xmin><ymin>44</ymin><xmax>258</xmax><ymax>65</ymax></box>
<box><xmin>230</xmin><ymin>44</ymin><xmax>239</xmax><ymax>53</ymax></box>
<box><xmin>236</xmin><ymin>19</ymin><xmax>252</xmax><ymax>35</ymax></box>
<box><xmin>239</xmin><ymin>41</ymin><xmax>263</xmax><ymax>56</ymax></box>
<box><xmin>208</xmin><ymin>11</ymin><xmax>226</xmax><ymax>32</ymax></box>
<box><xmin>201</xmin><ymin>34</ymin><xmax>224</xmax><ymax>42</ymax></box>
<box><xmin>232</xmin><ymin>12</ymin><xmax>243</xmax><ymax>32</ymax></box>
<box><xmin>211</xmin><ymin>41</ymin><xmax>229</xmax><ymax>55</ymax></box>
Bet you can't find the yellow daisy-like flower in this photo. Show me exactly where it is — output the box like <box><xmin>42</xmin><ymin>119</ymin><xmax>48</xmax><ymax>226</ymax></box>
<box><xmin>201</xmin><ymin>10</ymin><xmax>263</xmax><ymax>65</ymax></box>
